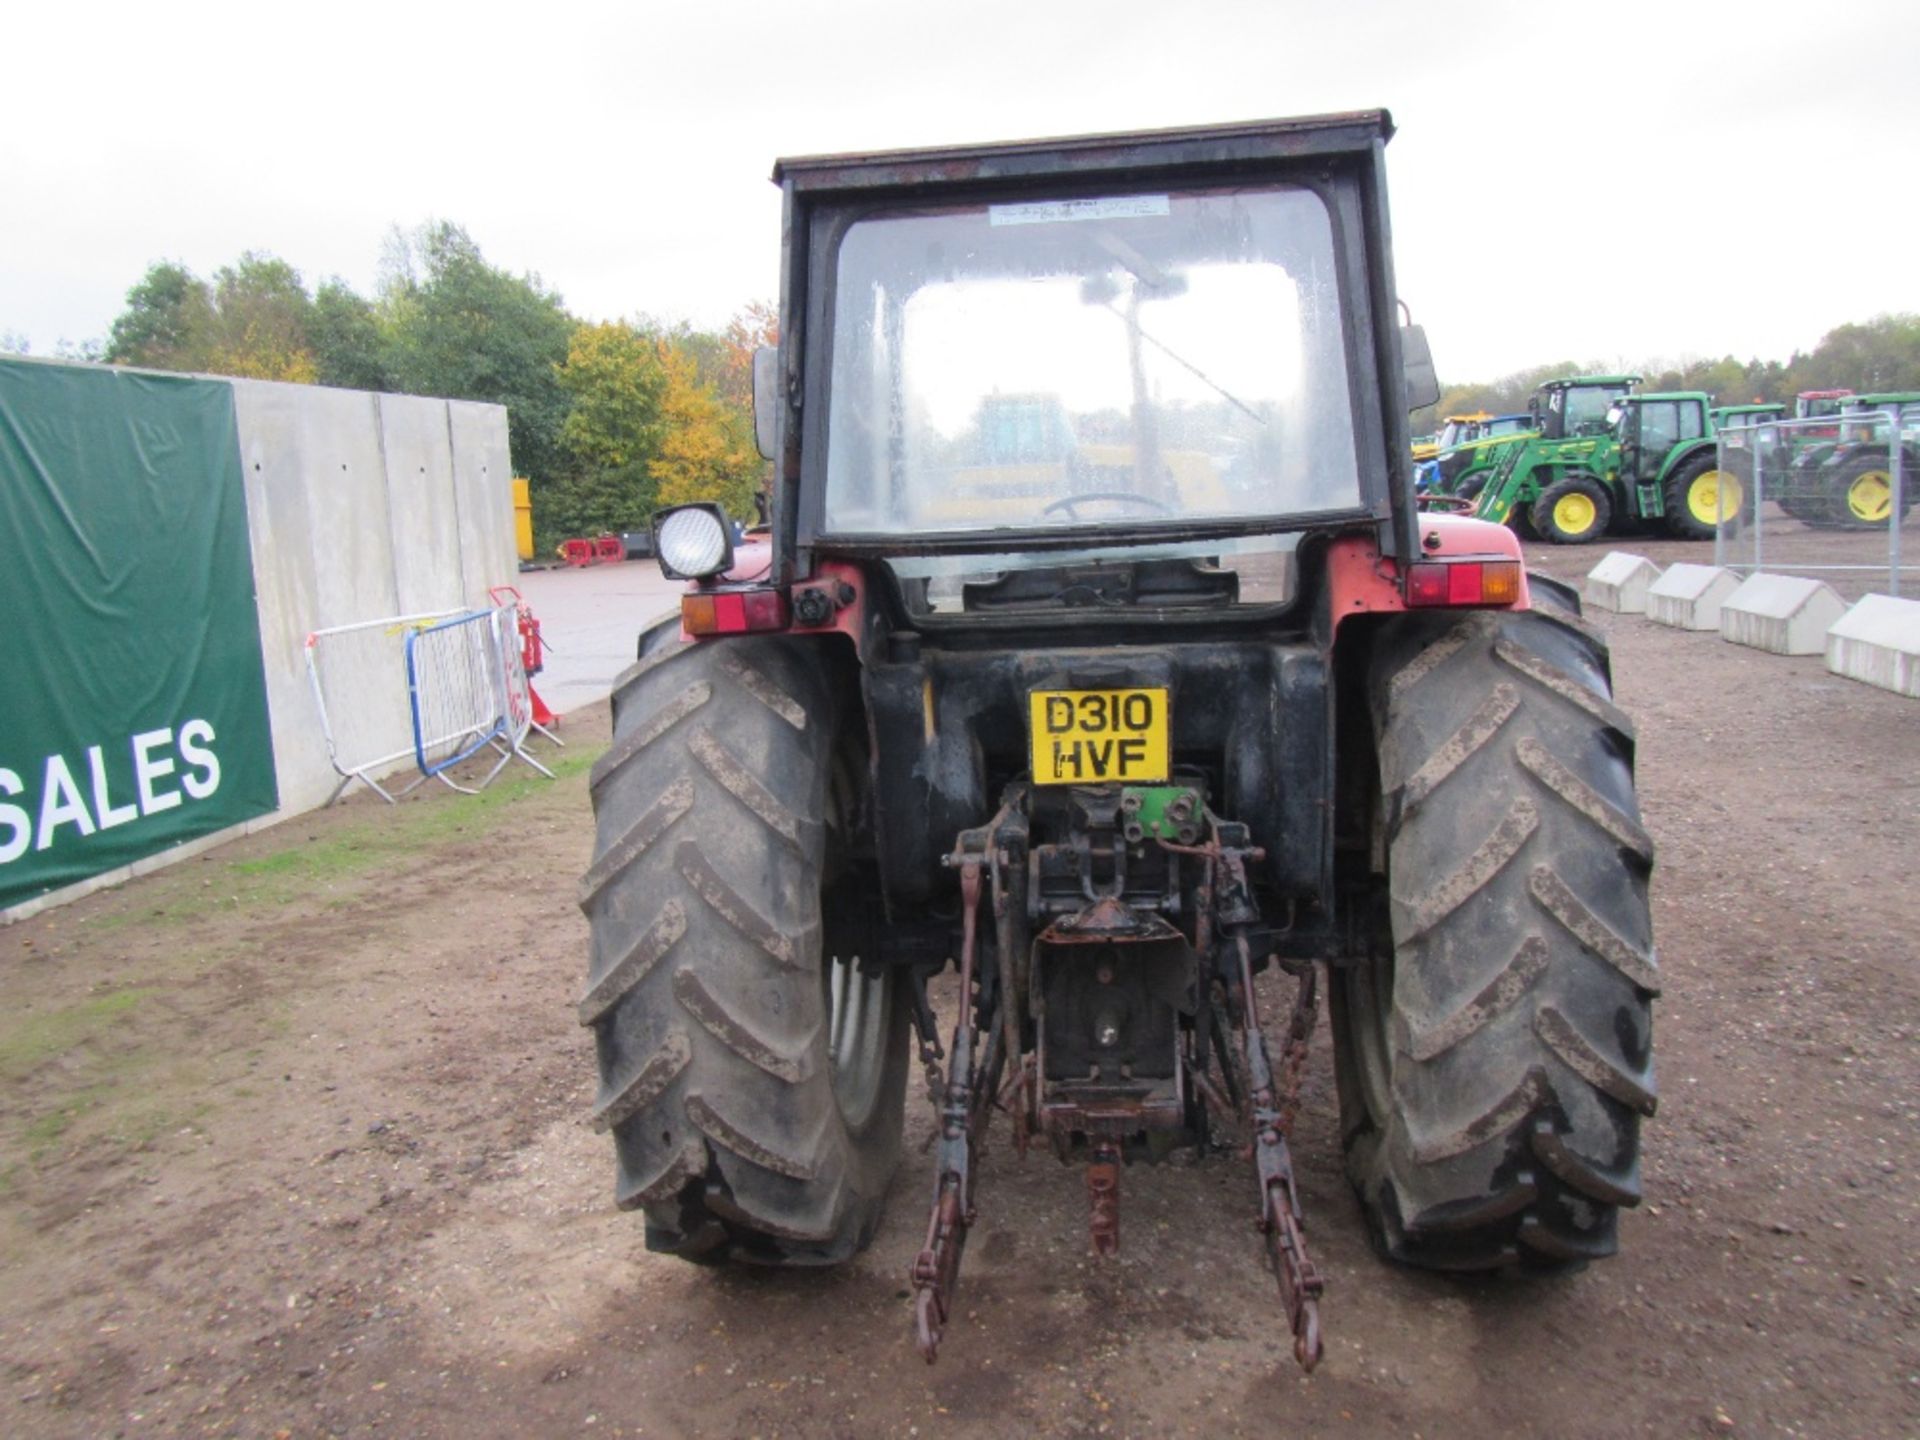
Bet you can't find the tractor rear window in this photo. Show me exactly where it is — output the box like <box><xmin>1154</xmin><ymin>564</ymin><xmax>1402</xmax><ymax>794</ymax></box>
<box><xmin>820</xmin><ymin>185</ymin><xmax>1362</xmax><ymax>541</ymax></box>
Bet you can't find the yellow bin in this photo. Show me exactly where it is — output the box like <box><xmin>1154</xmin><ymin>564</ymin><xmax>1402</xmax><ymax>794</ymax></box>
<box><xmin>512</xmin><ymin>477</ymin><xmax>534</xmax><ymax>561</ymax></box>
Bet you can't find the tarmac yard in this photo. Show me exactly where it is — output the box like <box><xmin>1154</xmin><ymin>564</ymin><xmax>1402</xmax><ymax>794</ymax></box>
<box><xmin>2</xmin><ymin>557</ymin><xmax>1916</xmax><ymax>1439</ymax></box>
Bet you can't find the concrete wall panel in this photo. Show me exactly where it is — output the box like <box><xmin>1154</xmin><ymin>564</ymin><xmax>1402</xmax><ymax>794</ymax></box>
<box><xmin>379</xmin><ymin>394</ymin><xmax>467</xmax><ymax>615</ymax></box>
<box><xmin>235</xmin><ymin>382</ymin><xmax>514</xmax><ymax>818</ymax></box>
<box><xmin>448</xmin><ymin>400</ymin><xmax>518</xmax><ymax>601</ymax></box>
<box><xmin>234</xmin><ymin>384</ymin><xmax>329</xmax><ymax>814</ymax></box>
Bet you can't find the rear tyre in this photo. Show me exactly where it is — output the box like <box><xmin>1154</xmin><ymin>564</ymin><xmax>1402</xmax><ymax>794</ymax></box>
<box><xmin>1332</xmin><ymin>600</ymin><xmax>1657</xmax><ymax>1270</ymax></box>
<box><xmin>1663</xmin><ymin>453</ymin><xmax>1749</xmax><ymax>540</ymax></box>
<box><xmin>1530</xmin><ymin>475</ymin><xmax>1612</xmax><ymax>544</ymax></box>
<box><xmin>580</xmin><ymin>633</ymin><xmax>909</xmax><ymax>1264</ymax></box>
<box><xmin>1824</xmin><ymin>453</ymin><xmax>1909</xmax><ymax>529</ymax></box>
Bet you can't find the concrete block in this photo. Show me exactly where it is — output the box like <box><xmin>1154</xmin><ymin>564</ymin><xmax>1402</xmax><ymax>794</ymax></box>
<box><xmin>1719</xmin><ymin>574</ymin><xmax>1848</xmax><ymax>656</ymax></box>
<box><xmin>1646</xmin><ymin>563</ymin><xmax>1741</xmax><ymax>631</ymax></box>
<box><xmin>1584</xmin><ymin>551</ymin><xmax>1662</xmax><ymax>613</ymax></box>
<box><xmin>1825</xmin><ymin>593</ymin><xmax>1920</xmax><ymax>698</ymax></box>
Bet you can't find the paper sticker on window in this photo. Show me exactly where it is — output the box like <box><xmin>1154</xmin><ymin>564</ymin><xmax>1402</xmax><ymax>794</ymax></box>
<box><xmin>989</xmin><ymin>195</ymin><xmax>1171</xmax><ymax>227</ymax></box>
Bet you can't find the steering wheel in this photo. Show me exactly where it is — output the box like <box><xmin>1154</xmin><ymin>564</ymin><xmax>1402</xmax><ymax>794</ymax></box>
<box><xmin>1039</xmin><ymin>490</ymin><xmax>1172</xmax><ymax>521</ymax></box>
<box><xmin>1417</xmin><ymin>493</ymin><xmax>1477</xmax><ymax>514</ymax></box>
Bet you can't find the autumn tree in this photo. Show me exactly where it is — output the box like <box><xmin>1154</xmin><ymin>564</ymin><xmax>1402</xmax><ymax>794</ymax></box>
<box><xmin>718</xmin><ymin>300</ymin><xmax>778</xmax><ymax>412</ymax></box>
<box><xmin>538</xmin><ymin>320</ymin><xmax>668</xmax><ymax>544</ymax></box>
<box><xmin>201</xmin><ymin>253</ymin><xmax>318</xmax><ymax>382</ymax></box>
<box><xmin>650</xmin><ymin>340</ymin><xmax>760</xmax><ymax>518</ymax></box>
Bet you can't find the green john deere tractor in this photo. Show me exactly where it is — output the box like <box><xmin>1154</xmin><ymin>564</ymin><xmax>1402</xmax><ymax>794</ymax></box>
<box><xmin>1465</xmin><ymin>375</ymin><xmax>1638</xmax><ymax>539</ymax></box>
<box><xmin>1748</xmin><ymin>392</ymin><xmax>1920</xmax><ymax>528</ymax></box>
<box><xmin>1475</xmin><ymin>386</ymin><xmax>1743</xmax><ymax>543</ymax></box>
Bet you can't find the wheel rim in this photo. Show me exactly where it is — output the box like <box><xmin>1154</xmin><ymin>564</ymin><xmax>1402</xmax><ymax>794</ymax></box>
<box><xmin>825</xmin><ymin>957</ymin><xmax>890</xmax><ymax>1130</ymax></box>
<box><xmin>1687</xmin><ymin>470</ymin><xmax>1741</xmax><ymax>526</ymax></box>
<box><xmin>1553</xmin><ymin>491</ymin><xmax>1597</xmax><ymax>535</ymax></box>
<box><xmin>1847</xmin><ymin>470</ymin><xmax>1892</xmax><ymax>522</ymax></box>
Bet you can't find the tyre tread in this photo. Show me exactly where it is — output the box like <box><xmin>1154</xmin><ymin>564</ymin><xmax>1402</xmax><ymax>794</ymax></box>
<box><xmin>583</xmin><ymin>636</ymin><xmax>907</xmax><ymax>1266</ymax></box>
<box><xmin>1338</xmin><ymin>606</ymin><xmax>1657</xmax><ymax>1272</ymax></box>
<box><xmin>673</xmin><ymin>967</ymin><xmax>817</xmax><ymax>1082</ymax></box>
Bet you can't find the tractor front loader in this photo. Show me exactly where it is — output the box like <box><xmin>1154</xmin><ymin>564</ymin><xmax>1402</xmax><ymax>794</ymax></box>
<box><xmin>1475</xmin><ymin>384</ymin><xmax>1752</xmax><ymax>543</ymax></box>
<box><xmin>580</xmin><ymin>113</ymin><xmax>1658</xmax><ymax>1376</ymax></box>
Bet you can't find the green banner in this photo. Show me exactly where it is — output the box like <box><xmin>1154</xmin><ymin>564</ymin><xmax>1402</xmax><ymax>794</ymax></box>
<box><xmin>0</xmin><ymin>358</ymin><xmax>277</xmax><ymax>910</ymax></box>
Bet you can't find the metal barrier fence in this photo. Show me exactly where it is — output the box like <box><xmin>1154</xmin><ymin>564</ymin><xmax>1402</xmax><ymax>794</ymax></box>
<box><xmin>306</xmin><ymin>609</ymin><xmax>463</xmax><ymax>803</ymax></box>
<box><xmin>1714</xmin><ymin>403</ymin><xmax>1917</xmax><ymax>598</ymax></box>
<box><xmin>406</xmin><ymin>609</ymin><xmax>508</xmax><ymax>779</ymax></box>
<box><xmin>404</xmin><ymin>606</ymin><xmax>560</xmax><ymax>795</ymax></box>
<box><xmin>306</xmin><ymin>603</ymin><xmax>559</xmax><ymax>804</ymax></box>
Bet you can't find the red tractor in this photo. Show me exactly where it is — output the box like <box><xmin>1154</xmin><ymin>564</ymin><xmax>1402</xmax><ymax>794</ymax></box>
<box><xmin>580</xmin><ymin>112</ymin><xmax>1657</xmax><ymax>1371</ymax></box>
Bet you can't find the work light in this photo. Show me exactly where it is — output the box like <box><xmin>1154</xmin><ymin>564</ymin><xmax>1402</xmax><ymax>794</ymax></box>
<box><xmin>653</xmin><ymin>504</ymin><xmax>734</xmax><ymax>581</ymax></box>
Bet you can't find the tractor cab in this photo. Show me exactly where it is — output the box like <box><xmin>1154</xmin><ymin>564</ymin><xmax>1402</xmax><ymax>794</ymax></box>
<box><xmin>1609</xmin><ymin>393</ymin><xmax>1712</xmax><ymax>486</ymax></box>
<box><xmin>1415</xmin><ymin>411</ymin><xmax>1492</xmax><ymax>462</ymax></box>
<box><xmin>1793</xmin><ymin>389</ymin><xmax>1853</xmax><ymax>441</ymax></box>
<box><xmin>1837</xmin><ymin>392</ymin><xmax>1920</xmax><ymax>442</ymax></box>
<box><xmin>1794</xmin><ymin>389</ymin><xmax>1853</xmax><ymax>422</ymax></box>
<box><xmin>1710</xmin><ymin>402</ymin><xmax>1784</xmax><ymax>430</ymax></box>
<box><xmin>1532</xmin><ymin>374</ymin><xmax>1640</xmax><ymax>440</ymax></box>
<box><xmin>1710</xmin><ymin>403</ymin><xmax>1786</xmax><ymax>455</ymax></box>
<box><xmin>1434</xmin><ymin>412</ymin><xmax>1493</xmax><ymax>450</ymax></box>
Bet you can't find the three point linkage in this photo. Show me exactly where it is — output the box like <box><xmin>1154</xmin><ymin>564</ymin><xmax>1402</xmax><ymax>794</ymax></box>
<box><xmin>908</xmin><ymin>813</ymin><xmax>1326</xmax><ymax>1372</ymax></box>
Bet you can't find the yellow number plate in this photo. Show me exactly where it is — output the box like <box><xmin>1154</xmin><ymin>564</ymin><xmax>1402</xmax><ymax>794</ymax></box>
<box><xmin>1028</xmin><ymin>688</ymin><xmax>1170</xmax><ymax>786</ymax></box>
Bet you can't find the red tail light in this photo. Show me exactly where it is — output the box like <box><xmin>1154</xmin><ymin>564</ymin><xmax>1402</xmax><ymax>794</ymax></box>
<box><xmin>683</xmin><ymin>586</ymin><xmax>789</xmax><ymax>636</ymax></box>
<box><xmin>1405</xmin><ymin>559</ymin><xmax>1521</xmax><ymax>608</ymax></box>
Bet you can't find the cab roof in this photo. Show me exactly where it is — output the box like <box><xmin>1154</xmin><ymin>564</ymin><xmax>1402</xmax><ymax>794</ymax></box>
<box><xmin>772</xmin><ymin>111</ymin><xmax>1395</xmax><ymax>192</ymax></box>
<box><xmin>1541</xmin><ymin>374</ymin><xmax>1641</xmax><ymax>391</ymax></box>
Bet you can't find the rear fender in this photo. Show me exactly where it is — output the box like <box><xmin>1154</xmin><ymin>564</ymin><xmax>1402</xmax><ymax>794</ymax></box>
<box><xmin>1325</xmin><ymin>519</ymin><xmax>1531</xmax><ymax>635</ymax></box>
<box><xmin>1655</xmin><ymin>438</ymin><xmax>1716</xmax><ymax>489</ymax></box>
<box><xmin>1827</xmin><ymin>440</ymin><xmax>1919</xmax><ymax>473</ymax></box>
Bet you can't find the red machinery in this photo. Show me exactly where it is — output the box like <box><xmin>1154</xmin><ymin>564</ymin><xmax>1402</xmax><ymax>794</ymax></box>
<box><xmin>558</xmin><ymin>534</ymin><xmax>627</xmax><ymax>567</ymax></box>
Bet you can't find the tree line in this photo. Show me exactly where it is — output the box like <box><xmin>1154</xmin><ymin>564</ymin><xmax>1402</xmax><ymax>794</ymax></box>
<box><xmin>73</xmin><ymin>223</ymin><xmax>773</xmax><ymax>552</ymax></box>
<box><xmin>1413</xmin><ymin>312</ymin><xmax>1920</xmax><ymax>434</ymax></box>
<box><xmin>27</xmin><ymin>240</ymin><xmax>1920</xmax><ymax>529</ymax></box>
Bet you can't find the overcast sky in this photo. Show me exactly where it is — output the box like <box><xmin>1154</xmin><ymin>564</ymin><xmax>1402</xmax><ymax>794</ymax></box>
<box><xmin>5</xmin><ymin>0</ymin><xmax>1916</xmax><ymax>381</ymax></box>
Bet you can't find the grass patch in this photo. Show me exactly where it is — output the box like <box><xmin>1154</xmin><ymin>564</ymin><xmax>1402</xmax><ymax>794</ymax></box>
<box><xmin>23</xmin><ymin>1089</ymin><xmax>105</xmax><ymax>1149</ymax></box>
<box><xmin>85</xmin><ymin>742</ymin><xmax>598</xmax><ymax>927</ymax></box>
<box><xmin>0</xmin><ymin>988</ymin><xmax>155</xmax><ymax>1083</ymax></box>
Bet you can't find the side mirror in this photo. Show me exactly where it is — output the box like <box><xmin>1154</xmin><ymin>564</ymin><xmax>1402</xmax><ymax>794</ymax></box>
<box><xmin>1400</xmin><ymin>324</ymin><xmax>1440</xmax><ymax>413</ymax></box>
<box><xmin>752</xmin><ymin>346</ymin><xmax>779</xmax><ymax>461</ymax></box>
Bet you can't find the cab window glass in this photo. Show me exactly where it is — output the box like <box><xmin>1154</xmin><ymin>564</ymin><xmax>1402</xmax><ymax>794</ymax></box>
<box><xmin>1638</xmin><ymin>402</ymin><xmax>1679</xmax><ymax>455</ymax></box>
